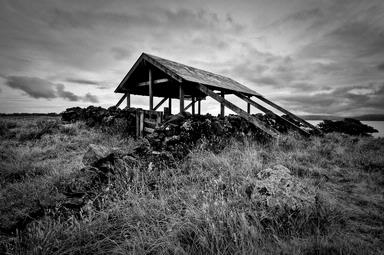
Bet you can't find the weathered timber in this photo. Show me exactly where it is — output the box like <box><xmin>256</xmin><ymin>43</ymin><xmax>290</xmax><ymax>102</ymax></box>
<box><xmin>220</xmin><ymin>92</ymin><xmax>225</xmax><ymax>117</ymax></box>
<box><xmin>149</xmin><ymin>69</ymin><xmax>153</xmax><ymax>110</ymax></box>
<box><xmin>116</xmin><ymin>93</ymin><xmax>128</xmax><ymax>108</ymax></box>
<box><xmin>192</xmin><ymin>97</ymin><xmax>195</xmax><ymax>115</ymax></box>
<box><xmin>137</xmin><ymin>78</ymin><xmax>169</xmax><ymax>87</ymax></box>
<box><xmin>126</xmin><ymin>93</ymin><xmax>130</xmax><ymax>108</ymax></box>
<box><xmin>168</xmin><ymin>98</ymin><xmax>172</xmax><ymax>114</ymax></box>
<box><xmin>179</xmin><ymin>84</ymin><xmax>184</xmax><ymax>113</ymax></box>
<box><xmin>254</xmin><ymin>95</ymin><xmax>321</xmax><ymax>133</ymax></box>
<box><xmin>195</xmin><ymin>83</ymin><xmax>278</xmax><ymax>137</ymax></box>
<box><xmin>235</xmin><ymin>92</ymin><xmax>310</xmax><ymax>136</ymax></box>
<box><xmin>153</xmin><ymin>97</ymin><xmax>168</xmax><ymax>111</ymax></box>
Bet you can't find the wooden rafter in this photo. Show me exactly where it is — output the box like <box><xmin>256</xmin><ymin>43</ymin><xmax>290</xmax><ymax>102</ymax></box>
<box><xmin>195</xmin><ymin>83</ymin><xmax>278</xmax><ymax>138</ymax></box>
<box><xmin>254</xmin><ymin>95</ymin><xmax>321</xmax><ymax>133</ymax></box>
<box><xmin>235</xmin><ymin>92</ymin><xmax>310</xmax><ymax>136</ymax></box>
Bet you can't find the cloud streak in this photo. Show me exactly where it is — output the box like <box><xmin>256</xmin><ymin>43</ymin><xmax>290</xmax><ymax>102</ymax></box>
<box><xmin>4</xmin><ymin>76</ymin><xmax>99</xmax><ymax>103</ymax></box>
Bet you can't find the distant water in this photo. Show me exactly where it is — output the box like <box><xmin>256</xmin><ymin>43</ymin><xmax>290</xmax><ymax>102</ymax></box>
<box><xmin>307</xmin><ymin>120</ymin><xmax>384</xmax><ymax>138</ymax></box>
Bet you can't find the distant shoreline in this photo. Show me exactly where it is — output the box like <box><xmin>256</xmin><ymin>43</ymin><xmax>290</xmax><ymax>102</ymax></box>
<box><xmin>1</xmin><ymin>113</ymin><xmax>384</xmax><ymax>121</ymax></box>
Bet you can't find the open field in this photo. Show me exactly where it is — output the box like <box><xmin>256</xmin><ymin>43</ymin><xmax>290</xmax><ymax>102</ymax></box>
<box><xmin>0</xmin><ymin>115</ymin><xmax>383</xmax><ymax>254</ymax></box>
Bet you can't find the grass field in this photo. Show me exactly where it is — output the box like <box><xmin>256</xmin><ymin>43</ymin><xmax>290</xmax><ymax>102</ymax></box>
<box><xmin>0</xmin><ymin>116</ymin><xmax>383</xmax><ymax>254</ymax></box>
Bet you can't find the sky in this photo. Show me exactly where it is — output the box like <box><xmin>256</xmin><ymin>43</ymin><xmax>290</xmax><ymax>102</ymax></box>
<box><xmin>0</xmin><ymin>0</ymin><xmax>383</xmax><ymax>116</ymax></box>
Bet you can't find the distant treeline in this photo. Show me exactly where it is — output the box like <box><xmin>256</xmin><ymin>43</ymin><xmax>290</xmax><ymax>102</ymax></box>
<box><xmin>0</xmin><ymin>113</ymin><xmax>59</xmax><ymax>117</ymax></box>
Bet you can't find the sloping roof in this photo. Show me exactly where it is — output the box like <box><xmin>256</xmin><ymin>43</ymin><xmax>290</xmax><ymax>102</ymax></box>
<box><xmin>115</xmin><ymin>53</ymin><xmax>261</xmax><ymax>96</ymax></box>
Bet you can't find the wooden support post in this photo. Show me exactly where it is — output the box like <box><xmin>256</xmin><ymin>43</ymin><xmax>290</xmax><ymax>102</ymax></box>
<box><xmin>235</xmin><ymin>93</ymin><xmax>310</xmax><ymax>136</ymax></box>
<box><xmin>179</xmin><ymin>84</ymin><xmax>184</xmax><ymax>113</ymax></box>
<box><xmin>126</xmin><ymin>93</ymin><xmax>131</xmax><ymax>109</ymax></box>
<box><xmin>195</xmin><ymin>83</ymin><xmax>278</xmax><ymax>138</ymax></box>
<box><xmin>220</xmin><ymin>91</ymin><xmax>225</xmax><ymax>117</ymax></box>
<box><xmin>139</xmin><ymin>110</ymin><xmax>144</xmax><ymax>137</ymax></box>
<box><xmin>247</xmin><ymin>95</ymin><xmax>250</xmax><ymax>114</ymax></box>
<box><xmin>168</xmin><ymin>98</ymin><xmax>172</xmax><ymax>114</ymax></box>
<box><xmin>198</xmin><ymin>100</ymin><xmax>201</xmax><ymax>115</ymax></box>
<box><xmin>191</xmin><ymin>97</ymin><xmax>195</xmax><ymax>115</ymax></box>
<box><xmin>149</xmin><ymin>69</ymin><xmax>153</xmax><ymax>110</ymax></box>
<box><xmin>153</xmin><ymin>97</ymin><xmax>168</xmax><ymax>111</ymax></box>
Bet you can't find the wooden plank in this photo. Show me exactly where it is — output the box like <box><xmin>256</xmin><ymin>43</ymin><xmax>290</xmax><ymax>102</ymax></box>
<box><xmin>184</xmin><ymin>101</ymin><xmax>193</xmax><ymax>111</ymax></box>
<box><xmin>179</xmin><ymin>84</ymin><xmax>184</xmax><ymax>113</ymax></box>
<box><xmin>198</xmin><ymin>100</ymin><xmax>201</xmax><ymax>115</ymax></box>
<box><xmin>192</xmin><ymin>97</ymin><xmax>195</xmax><ymax>115</ymax></box>
<box><xmin>144</xmin><ymin>119</ymin><xmax>157</xmax><ymax>128</ymax></box>
<box><xmin>195</xmin><ymin>83</ymin><xmax>278</xmax><ymax>137</ymax></box>
<box><xmin>247</xmin><ymin>95</ymin><xmax>250</xmax><ymax>114</ymax></box>
<box><xmin>116</xmin><ymin>93</ymin><xmax>127</xmax><ymax>108</ymax></box>
<box><xmin>235</xmin><ymin>93</ymin><xmax>310</xmax><ymax>136</ymax></box>
<box><xmin>220</xmin><ymin>91</ymin><xmax>225</xmax><ymax>117</ymax></box>
<box><xmin>137</xmin><ymin>78</ymin><xmax>169</xmax><ymax>87</ymax></box>
<box><xmin>153</xmin><ymin>97</ymin><xmax>168</xmax><ymax>111</ymax></box>
<box><xmin>149</xmin><ymin>69</ymin><xmax>153</xmax><ymax>110</ymax></box>
<box><xmin>143</xmin><ymin>55</ymin><xmax>183</xmax><ymax>83</ymax></box>
<box><xmin>126</xmin><ymin>93</ymin><xmax>130</xmax><ymax>109</ymax></box>
<box><xmin>168</xmin><ymin>98</ymin><xmax>172</xmax><ymax>114</ymax></box>
<box><xmin>144</xmin><ymin>127</ymin><xmax>155</xmax><ymax>133</ymax></box>
<box><xmin>139</xmin><ymin>111</ymin><xmax>144</xmax><ymax>137</ymax></box>
<box><xmin>254</xmin><ymin>95</ymin><xmax>321</xmax><ymax>133</ymax></box>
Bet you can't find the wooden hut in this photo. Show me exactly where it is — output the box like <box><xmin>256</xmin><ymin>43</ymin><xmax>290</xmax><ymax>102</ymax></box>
<box><xmin>115</xmin><ymin>53</ymin><xmax>319</xmax><ymax>137</ymax></box>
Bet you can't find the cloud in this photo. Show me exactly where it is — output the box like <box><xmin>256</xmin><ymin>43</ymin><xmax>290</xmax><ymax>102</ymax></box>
<box><xmin>4</xmin><ymin>75</ymin><xmax>99</xmax><ymax>103</ymax></box>
<box><xmin>65</xmin><ymin>78</ymin><xmax>109</xmax><ymax>89</ymax></box>
<box><xmin>378</xmin><ymin>62</ymin><xmax>384</xmax><ymax>71</ymax></box>
<box><xmin>83</xmin><ymin>93</ymin><xmax>99</xmax><ymax>103</ymax></box>
<box><xmin>56</xmin><ymin>83</ymin><xmax>79</xmax><ymax>101</ymax></box>
<box><xmin>65</xmin><ymin>78</ymin><xmax>99</xmax><ymax>85</ymax></box>
<box><xmin>111</xmin><ymin>47</ymin><xmax>132</xmax><ymax>61</ymax></box>
<box><xmin>5</xmin><ymin>76</ymin><xmax>57</xmax><ymax>99</ymax></box>
<box><xmin>276</xmin><ymin>83</ymin><xmax>384</xmax><ymax>115</ymax></box>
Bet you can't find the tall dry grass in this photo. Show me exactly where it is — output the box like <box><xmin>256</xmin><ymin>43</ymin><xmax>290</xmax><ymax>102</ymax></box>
<box><xmin>1</xmin><ymin>117</ymin><xmax>383</xmax><ymax>254</ymax></box>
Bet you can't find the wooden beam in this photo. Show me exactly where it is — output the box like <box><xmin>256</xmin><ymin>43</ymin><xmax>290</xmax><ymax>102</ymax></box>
<box><xmin>137</xmin><ymin>78</ymin><xmax>169</xmax><ymax>87</ymax></box>
<box><xmin>253</xmin><ymin>95</ymin><xmax>321</xmax><ymax>133</ymax></box>
<box><xmin>247</xmin><ymin>95</ymin><xmax>250</xmax><ymax>114</ymax></box>
<box><xmin>179</xmin><ymin>84</ymin><xmax>184</xmax><ymax>113</ymax></box>
<box><xmin>116</xmin><ymin>93</ymin><xmax>127</xmax><ymax>108</ymax></box>
<box><xmin>168</xmin><ymin>98</ymin><xmax>172</xmax><ymax>114</ymax></box>
<box><xmin>235</xmin><ymin>93</ymin><xmax>310</xmax><ymax>136</ymax></box>
<box><xmin>198</xmin><ymin>100</ymin><xmax>201</xmax><ymax>115</ymax></box>
<box><xmin>149</xmin><ymin>68</ymin><xmax>153</xmax><ymax>110</ymax></box>
<box><xmin>191</xmin><ymin>97</ymin><xmax>195</xmax><ymax>115</ymax></box>
<box><xmin>153</xmin><ymin>97</ymin><xmax>168</xmax><ymax>111</ymax></box>
<box><xmin>184</xmin><ymin>101</ymin><xmax>193</xmax><ymax>111</ymax></box>
<box><xmin>195</xmin><ymin>83</ymin><xmax>278</xmax><ymax>138</ymax></box>
<box><xmin>220</xmin><ymin>91</ymin><xmax>225</xmax><ymax>117</ymax></box>
<box><xmin>126</xmin><ymin>93</ymin><xmax>131</xmax><ymax>109</ymax></box>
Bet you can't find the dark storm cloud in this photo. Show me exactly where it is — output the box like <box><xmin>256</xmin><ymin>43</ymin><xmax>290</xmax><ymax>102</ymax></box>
<box><xmin>5</xmin><ymin>76</ymin><xmax>57</xmax><ymax>99</ymax></box>
<box><xmin>56</xmin><ymin>83</ymin><xmax>79</xmax><ymax>101</ymax></box>
<box><xmin>4</xmin><ymin>75</ymin><xmax>99</xmax><ymax>103</ymax></box>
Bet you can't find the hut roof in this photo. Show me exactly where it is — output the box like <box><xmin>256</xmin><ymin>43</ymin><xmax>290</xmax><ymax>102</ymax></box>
<box><xmin>115</xmin><ymin>53</ymin><xmax>261</xmax><ymax>97</ymax></box>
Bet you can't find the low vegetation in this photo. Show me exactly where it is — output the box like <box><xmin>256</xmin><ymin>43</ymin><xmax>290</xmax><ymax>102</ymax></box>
<box><xmin>0</xmin><ymin>115</ymin><xmax>383</xmax><ymax>254</ymax></box>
